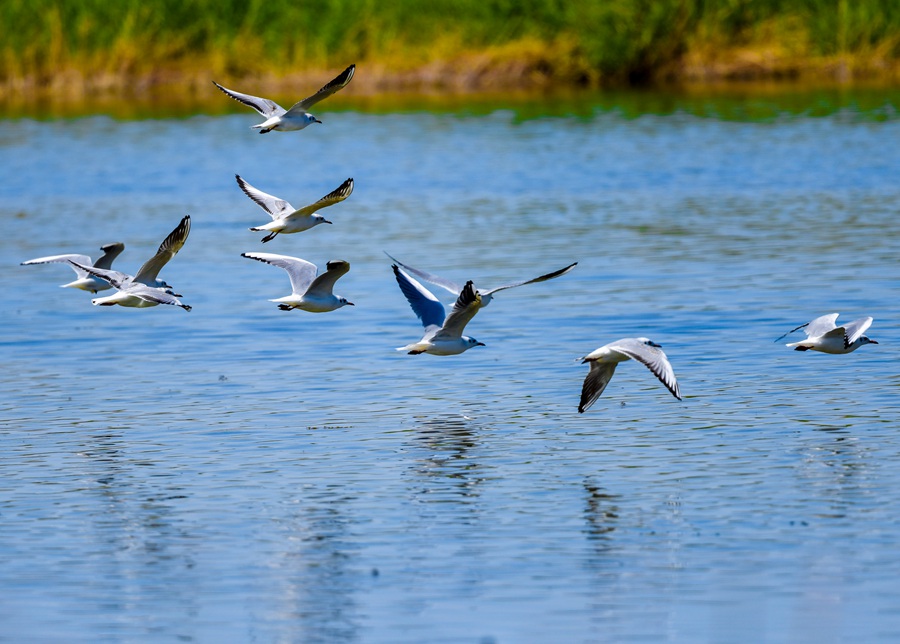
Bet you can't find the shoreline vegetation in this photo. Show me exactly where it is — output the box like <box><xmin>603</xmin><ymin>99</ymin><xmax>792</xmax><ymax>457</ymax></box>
<box><xmin>3</xmin><ymin>0</ymin><xmax>900</xmax><ymax>107</ymax></box>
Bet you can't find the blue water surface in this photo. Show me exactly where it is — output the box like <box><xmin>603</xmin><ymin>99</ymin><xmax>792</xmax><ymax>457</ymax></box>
<box><xmin>1</xmin><ymin>94</ymin><xmax>900</xmax><ymax>642</ymax></box>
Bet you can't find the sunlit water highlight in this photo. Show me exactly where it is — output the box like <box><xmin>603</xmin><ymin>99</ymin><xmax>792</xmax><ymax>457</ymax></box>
<box><xmin>2</xmin><ymin>96</ymin><xmax>900</xmax><ymax>642</ymax></box>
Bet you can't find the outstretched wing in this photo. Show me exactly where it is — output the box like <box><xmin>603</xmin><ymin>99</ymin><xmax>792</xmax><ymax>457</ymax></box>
<box><xmin>579</xmin><ymin>362</ymin><xmax>618</xmax><ymax>413</ymax></box>
<box><xmin>392</xmin><ymin>265</ymin><xmax>445</xmax><ymax>329</ymax></box>
<box><xmin>68</xmin><ymin>260</ymin><xmax>131</xmax><ymax>289</ymax></box>
<box><xmin>293</xmin><ymin>178</ymin><xmax>354</xmax><ymax>218</ymax></box>
<box><xmin>842</xmin><ymin>316</ymin><xmax>873</xmax><ymax>346</ymax></box>
<box><xmin>242</xmin><ymin>252</ymin><xmax>317</xmax><ymax>296</ymax></box>
<box><xmin>773</xmin><ymin>312</ymin><xmax>839</xmax><ymax>343</ymax></box>
<box><xmin>384</xmin><ymin>252</ymin><xmax>463</xmax><ymax>296</ymax></box>
<box><xmin>235</xmin><ymin>175</ymin><xmax>293</xmax><ymax>219</ymax></box>
<box><xmin>610</xmin><ymin>339</ymin><xmax>682</xmax><ymax>400</ymax></box>
<box><xmin>306</xmin><ymin>260</ymin><xmax>351</xmax><ymax>297</ymax></box>
<box><xmin>212</xmin><ymin>81</ymin><xmax>286</xmax><ymax>118</ymax></box>
<box><xmin>804</xmin><ymin>313</ymin><xmax>840</xmax><ymax>338</ymax></box>
<box><xmin>483</xmin><ymin>262</ymin><xmax>578</xmax><ymax>296</ymax></box>
<box><xmin>133</xmin><ymin>215</ymin><xmax>191</xmax><ymax>286</ymax></box>
<box><xmin>287</xmin><ymin>64</ymin><xmax>355</xmax><ymax>114</ymax></box>
<box><xmin>94</xmin><ymin>243</ymin><xmax>125</xmax><ymax>269</ymax></box>
<box><xmin>127</xmin><ymin>283</ymin><xmax>191</xmax><ymax>311</ymax></box>
<box><xmin>22</xmin><ymin>253</ymin><xmax>93</xmax><ymax>278</ymax></box>
<box><xmin>434</xmin><ymin>281</ymin><xmax>481</xmax><ymax>340</ymax></box>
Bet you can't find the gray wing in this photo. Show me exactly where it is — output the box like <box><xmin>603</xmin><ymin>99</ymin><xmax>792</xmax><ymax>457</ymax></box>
<box><xmin>384</xmin><ymin>252</ymin><xmax>462</xmax><ymax>296</ymax></box>
<box><xmin>133</xmin><ymin>215</ymin><xmax>191</xmax><ymax>286</ymax></box>
<box><xmin>610</xmin><ymin>339</ymin><xmax>682</xmax><ymax>400</ymax></box>
<box><xmin>68</xmin><ymin>260</ymin><xmax>132</xmax><ymax>289</ymax></box>
<box><xmin>579</xmin><ymin>362</ymin><xmax>618</xmax><ymax>413</ymax></box>
<box><xmin>235</xmin><ymin>175</ymin><xmax>293</xmax><ymax>219</ymax></box>
<box><xmin>212</xmin><ymin>81</ymin><xmax>286</xmax><ymax>117</ymax></box>
<box><xmin>434</xmin><ymin>281</ymin><xmax>482</xmax><ymax>339</ymax></box>
<box><xmin>22</xmin><ymin>253</ymin><xmax>93</xmax><ymax>278</ymax></box>
<box><xmin>242</xmin><ymin>252</ymin><xmax>317</xmax><ymax>295</ymax></box>
<box><xmin>306</xmin><ymin>260</ymin><xmax>351</xmax><ymax>296</ymax></box>
<box><xmin>293</xmin><ymin>178</ymin><xmax>354</xmax><ymax>217</ymax></box>
<box><xmin>842</xmin><ymin>316</ymin><xmax>873</xmax><ymax>345</ymax></box>
<box><xmin>125</xmin><ymin>283</ymin><xmax>191</xmax><ymax>311</ymax></box>
<box><xmin>773</xmin><ymin>312</ymin><xmax>839</xmax><ymax>343</ymax></box>
<box><xmin>393</xmin><ymin>264</ymin><xmax>445</xmax><ymax>329</ymax></box>
<box><xmin>286</xmin><ymin>64</ymin><xmax>355</xmax><ymax>114</ymax></box>
<box><xmin>483</xmin><ymin>262</ymin><xmax>578</xmax><ymax>296</ymax></box>
<box><xmin>94</xmin><ymin>243</ymin><xmax>125</xmax><ymax>269</ymax></box>
<box><xmin>805</xmin><ymin>313</ymin><xmax>840</xmax><ymax>338</ymax></box>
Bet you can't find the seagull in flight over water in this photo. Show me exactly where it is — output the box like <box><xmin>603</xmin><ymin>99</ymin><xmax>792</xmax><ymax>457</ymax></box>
<box><xmin>213</xmin><ymin>64</ymin><xmax>355</xmax><ymax>133</ymax></box>
<box><xmin>66</xmin><ymin>215</ymin><xmax>192</xmax><ymax>310</ymax></box>
<box><xmin>392</xmin><ymin>264</ymin><xmax>484</xmax><ymax>356</ymax></box>
<box><xmin>236</xmin><ymin>175</ymin><xmax>354</xmax><ymax>243</ymax></box>
<box><xmin>242</xmin><ymin>252</ymin><xmax>354</xmax><ymax>312</ymax></box>
<box><xmin>22</xmin><ymin>242</ymin><xmax>125</xmax><ymax>293</ymax></box>
<box><xmin>384</xmin><ymin>252</ymin><xmax>577</xmax><ymax>310</ymax></box>
<box><xmin>777</xmin><ymin>313</ymin><xmax>878</xmax><ymax>354</ymax></box>
<box><xmin>578</xmin><ymin>338</ymin><xmax>682</xmax><ymax>413</ymax></box>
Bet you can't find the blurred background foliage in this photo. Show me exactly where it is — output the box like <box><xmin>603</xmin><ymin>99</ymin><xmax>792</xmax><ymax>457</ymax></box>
<box><xmin>2</xmin><ymin>0</ymin><xmax>899</xmax><ymax>89</ymax></box>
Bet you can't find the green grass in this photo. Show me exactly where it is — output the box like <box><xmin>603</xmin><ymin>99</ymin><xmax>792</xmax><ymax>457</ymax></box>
<box><xmin>3</xmin><ymin>0</ymin><xmax>900</xmax><ymax>87</ymax></box>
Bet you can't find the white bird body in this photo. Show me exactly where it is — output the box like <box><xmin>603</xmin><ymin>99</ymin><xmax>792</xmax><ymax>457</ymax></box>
<box><xmin>22</xmin><ymin>243</ymin><xmax>125</xmax><ymax>293</ymax></box>
<box><xmin>88</xmin><ymin>281</ymin><xmax>191</xmax><ymax>311</ymax></box>
<box><xmin>242</xmin><ymin>252</ymin><xmax>353</xmax><ymax>312</ymax></box>
<box><xmin>393</xmin><ymin>264</ymin><xmax>484</xmax><ymax>356</ymax></box>
<box><xmin>213</xmin><ymin>65</ymin><xmax>355</xmax><ymax>134</ymax></box>
<box><xmin>579</xmin><ymin>338</ymin><xmax>682</xmax><ymax>413</ymax></box>
<box><xmin>66</xmin><ymin>216</ymin><xmax>192</xmax><ymax>310</ymax></box>
<box><xmin>385</xmin><ymin>252</ymin><xmax>577</xmax><ymax>310</ymax></box>
<box><xmin>782</xmin><ymin>313</ymin><xmax>877</xmax><ymax>354</ymax></box>
<box><xmin>236</xmin><ymin>175</ymin><xmax>353</xmax><ymax>243</ymax></box>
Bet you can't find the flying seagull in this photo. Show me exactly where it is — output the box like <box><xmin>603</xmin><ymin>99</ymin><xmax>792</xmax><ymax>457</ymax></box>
<box><xmin>22</xmin><ymin>242</ymin><xmax>125</xmax><ymax>293</ymax></box>
<box><xmin>384</xmin><ymin>252</ymin><xmax>576</xmax><ymax>309</ymax></box>
<box><xmin>241</xmin><ymin>252</ymin><xmax>353</xmax><ymax>312</ymax></box>
<box><xmin>213</xmin><ymin>64</ymin><xmax>355</xmax><ymax>133</ymax></box>
<box><xmin>578</xmin><ymin>338</ymin><xmax>682</xmax><ymax>413</ymax></box>
<box><xmin>68</xmin><ymin>260</ymin><xmax>191</xmax><ymax>311</ymax></box>
<box><xmin>236</xmin><ymin>175</ymin><xmax>354</xmax><ymax>243</ymax></box>
<box><xmin>392</xmin><ymin>264</ymin><xmax>484</xmax><ymax>356</ymax></box>
<box><xmin>777</xmin><ymin>313</ymin><xmax>878</xmax><ymax>354</ymax></box>
<box><xmin>67</xmin><ymin>215</ymin><xmax>191</xmax><ymax>308</ymax></box>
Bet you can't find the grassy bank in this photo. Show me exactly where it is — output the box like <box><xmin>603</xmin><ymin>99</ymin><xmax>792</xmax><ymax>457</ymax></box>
<box><xmin>3</xmin><ymin>0</ymin><xmax>900</xmax><ymax>96</ymax></box>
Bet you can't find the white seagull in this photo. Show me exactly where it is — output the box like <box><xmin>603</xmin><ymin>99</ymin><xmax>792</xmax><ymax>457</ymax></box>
<box><xmin>236</xmin><ymin>175</ymin><xmax>354</xmax><ymax>243</ymax></box>
<box><xmin>385</xmin><ymin>252</ymin><xmax>577</xmax><ymax>309</ymax></box>
<box><xmin>241</xmin><ymin>252</ymin><xmax>353</xmax><ymax>312</ymax></box>
<box><xmin>22</xmin><ymin>242</ymin><xmax>125</xmax><ymax>293</ymax></box>
<box><xmin>213</xmin><ymin>64</ymin><xmax>355</xmax><ymax>133</ymax></box>
<box><xmin>778</xmin><ymin>313</ymin><xmax>878</xmax><ymax>354</ymax></box>
<box><xmin>393</xmin><ymin>264</ymin><xmax>484</xmax><ymax>356</ymax></box>
<box><xmin>67</xmin><ymin>215</ymin><xmax>192</xmax><ymax>309</ymax></box>
<box><xmin>578</xmin><ymin>338</ymin><xmax>682</xmax><ymax>413</ymax></box>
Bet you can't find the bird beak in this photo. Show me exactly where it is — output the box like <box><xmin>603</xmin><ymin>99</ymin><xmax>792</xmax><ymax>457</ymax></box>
<box><xmin>314</xmin><ymin>117</ymin><xmax>323</xmax><ymax>124</ymax></box>
<box><xmin>648</xmin><ymin>341</ymin><xmax>662</xmax><ymax>347</ymax></box>
<box><xmin>323</xmin><ymin>219</ymin><xmax>333</xmax><ymax>224</ymax></box>
<box><xmin>476</xmin><ymin>342</ymin><xmax>486</xmax><ymax>347</ymax></box>
<box><xmin>346</xmin><ymin>302</ymin><xmax>355</xmax><ymax>306</ymax></box>
<box><xmin>870</xmin><ymin>339</ymin><xmax>879</xmax><ymax>344</ymax></box>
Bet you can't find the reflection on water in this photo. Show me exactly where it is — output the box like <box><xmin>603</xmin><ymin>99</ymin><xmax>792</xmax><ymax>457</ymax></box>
<box><xmin>2</xmin><ymin>91</ymin><xmax>900</xmax><ymax>641</ymax></box>
<box><xmin>408</xmin><ymin>414</ymin><xmax>486</xmax><ymax>505</ymax></box>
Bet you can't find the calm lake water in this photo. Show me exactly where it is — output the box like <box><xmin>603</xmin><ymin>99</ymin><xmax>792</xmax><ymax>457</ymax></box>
<box><xmin>2</xmin><ymin>88</ymin><xmax>900</xmax><ymax>642</ymax></box>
